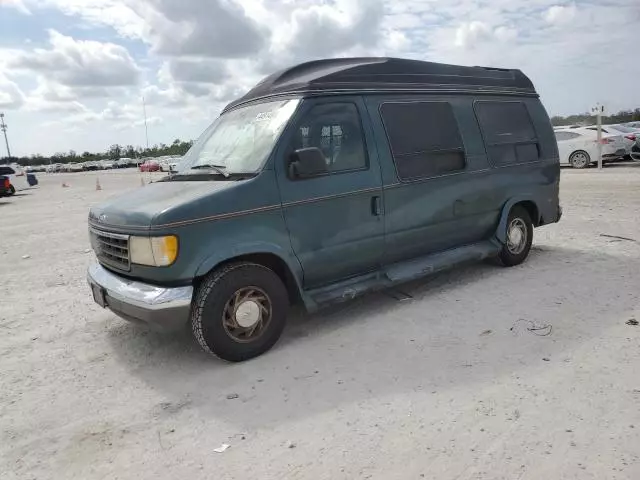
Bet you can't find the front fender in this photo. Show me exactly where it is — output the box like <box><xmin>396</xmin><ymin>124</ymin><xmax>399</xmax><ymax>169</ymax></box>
<box><xmin>495</xmin><ymin>196</ymin><xmax>539</xmax><ymax>244</ymax></box>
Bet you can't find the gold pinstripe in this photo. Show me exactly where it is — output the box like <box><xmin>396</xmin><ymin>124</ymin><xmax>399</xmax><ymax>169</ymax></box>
<box><xmin>90</xmin><ymin>185</ymin><xmax>384</xmax><ymax>231</ymax></box>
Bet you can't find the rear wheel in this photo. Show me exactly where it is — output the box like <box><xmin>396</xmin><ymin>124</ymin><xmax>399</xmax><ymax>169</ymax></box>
<box><xmin>498</xmin><ymin>206</ymin><xmax>533</xmax><ymax>267</ymax></box>
<box><xmin>8</xmin><ymin>185</ymin><xmax>15</xmax><ymax>196</ymax></box>
<box><xmin>191</xmin><ymin>262</ymin><xmax>289</xmax><ymax>362</ymax></box>
<box><xmin>569</xmin><ymin>150</ymin><xmax>590</xmax><ymax>169</ymax></box>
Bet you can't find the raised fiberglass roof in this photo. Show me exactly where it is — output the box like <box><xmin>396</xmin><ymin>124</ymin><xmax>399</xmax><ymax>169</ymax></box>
<box><xmin>224</xmin><ymin>57</ymin><xmax>536</xmax><ymax>112</ymax></box>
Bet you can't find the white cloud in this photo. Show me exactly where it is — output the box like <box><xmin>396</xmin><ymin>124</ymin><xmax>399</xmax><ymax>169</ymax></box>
<box><xmin>544</xmin><ymin>4</ymin><xmax>577</xmax><ymax>25</ymax></box>
<box><xmin>167</xmin><ymin>59</ymin><xmax>229</xmax><ymax>84</ymax></box>
<box><xmin>276</xmin><ymin>0</ymin><xmax>385</xmax><ymax>61</ymax></box>
<box><xmin>494</xmin><ymin>26</ymin><xmax>518</xmax><ymax>42</ymax></box>
<box><xmin>2</xmin><ymin>0</ymin><xmax>31</xmax><ymax>14</ymax></box>
<box><xmin>454</xmin><ymin>21</ymin><xmax>493</xmax><ymax>48</ymax></box>
<box><xmin>132</xmin><ymin>0</ymin><xmax>267</xmax><ymax>58</ymax></box>
<box><xmin>10</xmin><ymin>30</ymin><xmax>140</xmax><ymax>88</ymax></box>
<box><xmin>451</xmin><ymin>20</ymin><xmax>518</xmax><ymax>50</ymax></box>
<box><xmin>25</xmin><ymin>98</ymin><xmax>90</xmax><ymax>114</ymax></box>
<box><xmin>0</xmin><ymin>73</ymin><xmax>25</xmax><ymax>109</ymax></box>
<box><xmin>28</xmin><ymin>0</ymin><xmax>145</xmax><ymax>39</ymax></box>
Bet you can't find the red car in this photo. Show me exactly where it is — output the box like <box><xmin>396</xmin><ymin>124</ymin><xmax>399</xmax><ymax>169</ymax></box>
<box><xmin>139</xmin><ymin>160</ymin><xmax>160</xmax><ymax>172</ymax></box>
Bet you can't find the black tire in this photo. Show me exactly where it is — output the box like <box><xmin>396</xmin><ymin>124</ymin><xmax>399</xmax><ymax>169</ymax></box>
<box><xmin>8</xmin><ymin>185</ymin><xmax>15</xmax><ymax>196</ymax></box>
<box><xmin>498</xmin><ymin>206</ymin><xmax>533</xmax><ymax>267</ymax></box>
<box><xmin>191</xmin><ymin>262</ymin><xmax>289</xmax><ymax>362</ymax></box>
<box><xmin>569</xmin><ymin>150</ymin><xmax>590</xmax><ymax>169</ymax></box>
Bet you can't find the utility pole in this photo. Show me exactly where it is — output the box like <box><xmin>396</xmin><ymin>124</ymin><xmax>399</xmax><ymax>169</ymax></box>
<box><xmin>0</xmin><ymin>113</ymin><xmax>11</xmax><ymax>163</ymax></box>
<box><xmin>592</xmin><ymin>103</ymin><xmax>605</xmax><ymax>170</ymax></box>
<box><xmin>142</xmin><ymin>96</ymin><xmax>149</xmax><ymax>150</ymax></box>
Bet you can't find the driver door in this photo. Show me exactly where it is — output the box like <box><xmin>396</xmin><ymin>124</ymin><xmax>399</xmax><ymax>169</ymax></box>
<box><xmin>275</xmin><ymin>97</ymin><xmax>385</xmax><ymax>289</ymax></box>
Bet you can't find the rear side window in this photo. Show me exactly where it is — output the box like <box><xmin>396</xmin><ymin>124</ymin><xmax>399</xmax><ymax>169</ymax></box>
<box><xmin>380</xmin><ymin>101</ymin><xmax>466</xmax><ymax>180</ymax></box>
<box><xmin>475</xmin><ymin>101</ymin><xmax>539</xmax><ymax>166</ymax></box>
<box><xmin>555</xmin><ymin>131</ymin><xmax>581</xmax><ymax>141</ymax></box>
<box><xmin>0</xmin><ymin>167</ymin><xmax>15</xmax><ymax>175</ymax></box>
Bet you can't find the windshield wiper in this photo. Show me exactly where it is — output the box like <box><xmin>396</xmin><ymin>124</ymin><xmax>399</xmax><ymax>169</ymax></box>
<box><xmin>190</xmin><ymin>164</ymin><xmax>230</xmax><ymax>177</ymax></box>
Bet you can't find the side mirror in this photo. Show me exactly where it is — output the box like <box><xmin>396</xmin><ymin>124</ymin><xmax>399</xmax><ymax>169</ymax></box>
<box><xmin>289</xmin><ymin>147</ymin><xmax>328</xmax><ymax>178</ymax></box>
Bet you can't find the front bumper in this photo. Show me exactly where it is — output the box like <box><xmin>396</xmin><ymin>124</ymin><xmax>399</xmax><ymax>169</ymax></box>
<box><xmin>87</xmin><ymin>261</ymin><xmax>193</xmax><ymax>331</ymax></box>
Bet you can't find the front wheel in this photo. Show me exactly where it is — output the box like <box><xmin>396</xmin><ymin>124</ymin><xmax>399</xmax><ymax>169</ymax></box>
<box><xmin>498</xmin><ymin>206</ymin><xmax>533</xmax><ymax>267</ymax></box>
<box><xmin>569</xmin><ymin>150</ymin><xmax>590</xmax><ymax>169</ymax></box>
<box><xmin>191</xmin><ymin>262</ymin><xmax>289</xmax><ymax>362</ymax></box>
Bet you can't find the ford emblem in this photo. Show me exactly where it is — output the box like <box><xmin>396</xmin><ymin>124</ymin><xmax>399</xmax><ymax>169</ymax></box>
<box><xmin>98</xmin><ymin>214</ymin><xmax>107</xmax><ymax>223</ymax></box>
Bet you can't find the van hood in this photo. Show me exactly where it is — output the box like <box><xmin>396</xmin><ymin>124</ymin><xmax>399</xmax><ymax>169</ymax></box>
<box><xmin>89</xmin><ymin>180</ymin><xmax>237</xmax><ymax>230</ymax></box>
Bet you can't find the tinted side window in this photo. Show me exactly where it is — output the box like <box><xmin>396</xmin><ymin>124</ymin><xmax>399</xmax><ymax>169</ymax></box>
<box><xmin>0</xmin><ymin>167</ymin><xmax>15</xmax><ymax>175</ymax></box>
<box><xmin>380</xmin><ymin>102</ymin><xmax>465</xmax><ymax>180</ymax></box>
<box><xmin>475</xmin><ymin>101</ymin><xmax>539</xmax><ymax>166</ymax></box>
<box><xmin>289</xmin><ymin>103</ymin><xmax>367</xmax><ymax>175</ymax></box>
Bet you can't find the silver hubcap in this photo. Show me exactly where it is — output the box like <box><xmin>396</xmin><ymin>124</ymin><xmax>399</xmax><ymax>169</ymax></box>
<box><xmin>222</xmin><ymin>287</ymin><xmax>272</xmax><ymax>343</ymax></box>
<box><xmin>236</xmin><ymin>301</ymin><xmax>261</xmax><ymax>328</ymax></box>
<box><xmin>571</xmin><ymin>152</ymin><xmax>588</xmax><ymax>167</ymax></box>
<box><xmin>507</xmin><ymin>218</ymin><xmax>527</xmax><ymax>255</ymax></box>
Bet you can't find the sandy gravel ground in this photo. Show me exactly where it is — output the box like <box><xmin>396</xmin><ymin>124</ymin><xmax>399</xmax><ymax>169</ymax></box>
<box><xmin>1</xmin><ymin>166</ymin><xmax>639</xmax><ymax>480</ymax></box>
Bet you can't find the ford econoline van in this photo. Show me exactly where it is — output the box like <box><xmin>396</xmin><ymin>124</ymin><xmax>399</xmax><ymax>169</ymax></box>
<box><xmin>87</xmin><ymin>57</ymin><xmax>561</xmax><ymax>361</ymax></box>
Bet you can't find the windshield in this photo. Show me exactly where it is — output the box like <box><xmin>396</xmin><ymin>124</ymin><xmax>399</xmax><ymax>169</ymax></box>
<box><xmin>181</xmin><ymin>98</ymin><xmax>300</xmax><ymax>174</ymax></box>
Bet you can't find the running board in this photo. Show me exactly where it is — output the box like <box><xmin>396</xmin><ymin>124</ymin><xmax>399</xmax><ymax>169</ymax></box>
<box><xmin>304</xmin><ymin>240</ymin><xmax>501</xmax><ymax>310</ymax></box>
<box><xmin>384</xmin><ymin>240</ymin><xmax>501</xmax><ymax>283</ymax></box>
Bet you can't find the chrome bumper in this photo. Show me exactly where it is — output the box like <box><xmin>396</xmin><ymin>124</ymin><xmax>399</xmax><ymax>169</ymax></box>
<box><xmin>87</xmin><ymin>261</ymin><xmax>193</xmax><ymax>331</ymax></box>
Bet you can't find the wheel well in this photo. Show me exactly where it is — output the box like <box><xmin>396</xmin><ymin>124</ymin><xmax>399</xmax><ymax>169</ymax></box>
<box><xmin>197</xmin><ymin>253</ymin><xmax>301</xmax><ymax>305</ymax></box>
<box><xmin>515</xmin><ymin>200</ymin><xmax>540</xmax><ymax>227</ymax></box>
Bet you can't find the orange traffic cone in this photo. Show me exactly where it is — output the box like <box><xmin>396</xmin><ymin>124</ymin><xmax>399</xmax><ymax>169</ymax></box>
<box><xmin>95</xmin><ymin>177</ymin><xmax>102</xmax><ymax>191</ymax></box>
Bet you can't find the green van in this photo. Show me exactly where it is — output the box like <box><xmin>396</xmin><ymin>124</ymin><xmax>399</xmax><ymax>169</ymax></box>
<box><xmin>87</xmin><ymin>57</ymin><xmax>561</xmax><ymax>361</ymax></box>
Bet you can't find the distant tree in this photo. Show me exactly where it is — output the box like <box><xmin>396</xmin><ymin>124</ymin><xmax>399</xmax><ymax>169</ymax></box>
<box><xmin>124</xmin><ymin>145</ymin><xmax>136</xmax><ymax>158</ymax></box>
<box><xmin>552</xmin><ymin>108</ymin><xmax>640</xmax><ymax>127</ymax></box>
<box><xmin>108</xmin><ymin>144</ymin><xmax>122</xmax><ymax>160</ymax></box>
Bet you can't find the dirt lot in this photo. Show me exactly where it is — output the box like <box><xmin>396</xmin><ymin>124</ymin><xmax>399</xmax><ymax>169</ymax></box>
<box><xmin>1</xmin><ymin>166</ymin><xmax>639</xmax><ymax>480</ymax></box>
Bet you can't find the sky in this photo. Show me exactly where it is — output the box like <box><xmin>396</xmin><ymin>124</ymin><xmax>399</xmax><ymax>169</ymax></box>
<box><xmin>0</xmin><ymin>0</ymin><xmax>639</xmax><ymax>157</ymax></box>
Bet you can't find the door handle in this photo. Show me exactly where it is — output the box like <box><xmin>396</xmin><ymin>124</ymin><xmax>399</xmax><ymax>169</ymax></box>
<box><xmin>371</xmin><ymin>196</ymin><xmax>382</xmax><ymax>216</ymax></box>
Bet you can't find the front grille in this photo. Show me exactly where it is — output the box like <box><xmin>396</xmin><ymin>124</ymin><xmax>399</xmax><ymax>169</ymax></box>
<box><xmin>90</xmin><ymin>228</ymin><xmax>130</xmax><ymax>271</ymax></box>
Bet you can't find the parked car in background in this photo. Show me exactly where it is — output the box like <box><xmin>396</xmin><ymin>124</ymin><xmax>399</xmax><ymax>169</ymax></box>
<box><xmin>115</xmin><ymin>158</ymin><xmax>133</xmax><ymax>168</ymax></box>
<box><xmin>0</xmin><ymin>175</ymin><xmax>13</xmax><ymax>197</ymax></box>
<box><xmin>625</xmin><ymin>121</ymin><xmax>640</xmax><ymax>129</ymax></box>
<box><xmin>139</xmin><ymin>159</ymin><xmax>160</xmax><ymax>172</ymax></box>
<box><xmin>65</xmin><ymin>162</ymin><xmax>84</xmax><ymax>172</ymax></box>
<box><xmin>100</xmin><ymin>160</ymin><xmax>115</xmax><ymax>169</ymax></box>
<box><xmin>159</xmin><ymin>157</ymin><xmax>172</xmax><ymax>172</ymax></box>
<box><xmin>584</xmin><ymin>125</ymin><xmax>637</xmax><ymax>158</ymax></box>
<box><xmin>83</xmin><ymin>161</ymin><xmax>99</xmax><ymax>171</ymax></box>
<box><xmin>0</xmin><ymin>165</ymin><xmax>32</xmax><ymax>192</ymax></box>
<box><xmin>554</xmin><ymin>127</ymin><xmax>626</xmax><ymax>168</ymax></box>
<box><xmin>602</xmin><ymin>124</ymin><xmax>640</xmax><ymax>159</ymax></box>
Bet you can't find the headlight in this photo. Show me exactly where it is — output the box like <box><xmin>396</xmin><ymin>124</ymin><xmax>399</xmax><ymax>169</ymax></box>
<box><xmin>130</xmin><ymin>235</ymin><xmax>178</xmax><ymax>266</ymax></box>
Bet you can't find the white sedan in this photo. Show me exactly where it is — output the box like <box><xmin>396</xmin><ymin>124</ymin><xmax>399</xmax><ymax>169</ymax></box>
<box><xmin>554</xmin><ymin>127</ymin><xmax>627</xmax><ymax>168</ymax></box>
